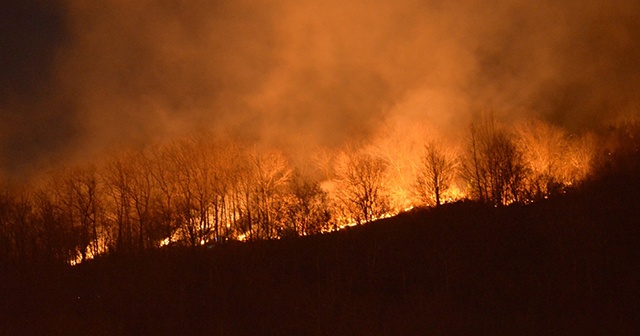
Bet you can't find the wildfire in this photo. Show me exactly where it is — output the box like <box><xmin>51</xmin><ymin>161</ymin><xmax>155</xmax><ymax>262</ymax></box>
<box><xmin>0</xmin><ymin>116</ymin><xmax>608</xmax><ymax>266</ymax></box>
<box><xmin>159</xmin><ymin>237</ymin><xmax>172</xmax><ymax>247</ymax></box>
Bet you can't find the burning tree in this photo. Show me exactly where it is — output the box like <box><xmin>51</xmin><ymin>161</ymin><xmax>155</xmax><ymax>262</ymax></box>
<box><xmin>461</xmin><ymin>115</ymin><xmax>527</xmax><ymax>205</ymax></box>
<box><xmin>0</xmin><ymin>116</ymin><xmax>608</xmax><ymax>266</ymax></box>
<box><xmin>334</xmin><ymin>149</ymin><xmax>391</xmax><ymax>225</ymax></box>
<box><xmin>249</xmin><ymin>147</ymin><xmax>292</xmax><ymax>240</ymax></box>
<box><xmin>367</xmin><ymin>127</ymin><xmax>425</xmax><ymax>213</ymax></box>
<box><xmin>516</xmin><ymin>120</ymin><xmax>597</xmax><ymax>199</ymax></box>
<box><xmin>102</xmin><ymin>152</ymin><xmax>137</xmax><ymax>253</ymax></box>
<box><xmin>126</xmin><ymin>149</ymin><xmax>171</xmax><ymax>249</ymax></box>
<box><xmin>147</xmin><ymin>144</ymin><xmax>181</xmax><ymax>246</ymax></box>
<box><xmin>179</xmin><ymin>138</ymin><xmax>218</xmax><ymax>246</ymax></box>
<box><xmin>51</xmin><ymin>165</ymin><xmax>102</xmax><ymax>262</ymax></box>
<box><xmin>516</xmin><ymin>120</ymin><xmax>568</xmax><ymax>198</ymax></box>
<box><xmin>414</xmin><ymin>141</ymin><xmax>458</xmax><ymax>206</ymax></box>
<box><xmin>282</xmin><ymin>171</ymin><xmax>331</xmax><ymax>236</ymax></box>
<box><xmin>565</xmin><ymin>133</ymin><xmax>595</xmax><ymax>184</ymax></box>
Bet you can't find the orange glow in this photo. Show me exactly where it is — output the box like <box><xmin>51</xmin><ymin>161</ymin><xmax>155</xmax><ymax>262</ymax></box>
<box><xmin>9</xmin><ymin>118</ymin><xmax>604</xmax><ymax>265</ymax></box>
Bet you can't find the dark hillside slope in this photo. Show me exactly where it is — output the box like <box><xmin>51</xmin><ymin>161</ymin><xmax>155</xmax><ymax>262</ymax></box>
<box><xmin>1</xmin><ymin>177</ymin><xmax>639</xmax><ymax>335</ymax></box>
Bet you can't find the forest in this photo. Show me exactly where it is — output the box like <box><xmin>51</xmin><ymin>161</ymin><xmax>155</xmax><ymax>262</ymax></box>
<box><xmin>2</xmin><ymin>0</ymin><xmax>639</xmax><ymax>334</ymax></box>
<box><xmin>0</xmin><ymin>116</ymin><xmax>638</xmax><ymax>334</ymax></box>
<box><xmin>0</xmin><ymin>116</ymin><xmax>637</xmax><ymax>268</ymax></box>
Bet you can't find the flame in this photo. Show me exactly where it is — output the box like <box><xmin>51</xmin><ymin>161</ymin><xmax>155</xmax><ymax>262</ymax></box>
<box><xmin>159</xmin><ymin>237</ymin><xmax>172</xmax><ymax>247</ymax></box>
<box><xmin>33</xmin><ymin>118</ymin><xmax>603</xmax><ymax>266</ymax></box>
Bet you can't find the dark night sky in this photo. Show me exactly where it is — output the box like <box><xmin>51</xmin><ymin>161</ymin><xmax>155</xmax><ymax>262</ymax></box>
<box><xmin>1</xmin><ymin>0</ymin><xmax>74</xmax><ymax>175</ymax></box>
<box><xmin>1</xmin><ymin>0</ymin><xmax>639</xmax><ymax>178</ymax></box>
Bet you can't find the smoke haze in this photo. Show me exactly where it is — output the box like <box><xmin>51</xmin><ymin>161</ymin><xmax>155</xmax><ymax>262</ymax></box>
<box><xmin>1</xmin><ymin>0</ymin><xmax>639</xmax><ymax>177</ymax></box>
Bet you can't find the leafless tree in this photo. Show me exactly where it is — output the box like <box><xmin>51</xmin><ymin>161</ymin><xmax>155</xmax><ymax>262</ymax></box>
<box><xmin>209</xmin><ymin>141</ymin><xmax>242</xmax><ymax>241</ymax></box>
<box><xmin>216</xmin><ymin>142</ymin><xmax>251</xmax><ymax>241</ymax></box>
<box><xmin>414</xmin><ymin>141</ymin><xmax>457</xmax><ymax>206</ymax></box>
<box><xmin>565</xmin><ymin>133</ymin><xmax>595</xmax><ymax>184</ymax></box>
<box><xmin>51</xmin><ymin>165</ymin><xmax>102</xmax><ymax>261</ymax></box>
<box><xmin>461</xmin><ymin>114</ymin><xmax>527</xmax><ymax>206</ymax></box>
<box><xmin>283</xmin><ymin>171</ymin><xmax>331</xmax><ymax>236</ymax></box>
<box><xmin>516</xmin><ymin>120</ymin><xmax>570</xmax><ymax>198</ymax></box>
<box><xmin>102</xmin><ymin>152</ymin><xmax>136</xmax><ymax>253</ymax></box>
<box><xmin>148</xmin><ymin>143</ymin><xmax>181</xmax><ymax>245</ymax></box>
<box><xmin>31</xmin><ymin>185</ymin><xmax>76</xmax><ymax>264</ymax></box>
<box><xmin>164</xmin><ymin>138</ymin><xmax>213</xmax><ymax>247</ymax></box>
<box><xmin>126</xmin><ymin>150</ymin><xmax>169</xmax><ymax>249</ymax></box>
<box><xmin>334</xmin><ymin>149</ymin><xmax>390</xmax><ymax>224</ymax></box>
<box><xmin>0</xmin><ymin>184</ymin><xmax>37</xmax><ymax>265</ymax></box>
<box><xmin>250</xmin><ymin>147</ymin><xmax>292</xmax><ymax>239</ymax></box>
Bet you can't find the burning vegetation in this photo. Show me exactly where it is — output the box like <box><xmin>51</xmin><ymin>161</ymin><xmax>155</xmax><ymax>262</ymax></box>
<box><xmin>1</xmin><ymin>1</ymin><xmax>639</xmax><ymax>334</ymax></box>
<box><xmin>0</xmin><ymin>116</ymin><xmax>635</xmax><ymax>266</ymax></box>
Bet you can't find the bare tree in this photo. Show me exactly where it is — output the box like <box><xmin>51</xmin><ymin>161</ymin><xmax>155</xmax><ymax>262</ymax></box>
<box><xmin>31</xmin><ymin>185</ymin><xmax>76</xmax><ymax>264</ymax></box>
<box><xmin>50</xmin><ymin>165</ymin><xmax>102</xmax><ymax>261</ymax></box>
<box><xmin>250</xmin><ymin>148</ymin><xmax>292</xmax><ymax>239</ymax></box>
<box><xmin>102</xmin><ymin>152</ymin><xmax>136</xmax><ymax>253</ymax></box>
<box><xmin>334</xmin><ymin>149</ymin><xmax>390</xmax><ymax>225</ymax></box>
<box><xmin>461</xmin><ymin>114</ymin><xmax>527</xmax><ymax>206</ymax></box>
<box><xmin>283</xmin><ymin>171</ymin><xmax>331</xmax><ymax>236</ymax></box>
<box><xmin>216</xmin><ymin>142</ymin><xmax>252</xmax><ymax>241</ymax></box>
<box><xmin>0</xmin><ymin>184</ymin><xmax>37</xmax><ymax>265</ymax></box>
<box><xmin>165</xmin><ymin>138</ymin><xmax>212</xmax><ymax>247</ymax></box>
<box><xmin>463</xmin><ymin>122</ymin><xmax>488</xmax><ymax>202</ymax></box>
<box><xmin>415</xmin><ymin>141</ymin><xmax>457</xmax><ymax>206</ymax></box>
<box><xmin>516</xmin><ymin>120</ymin><xmax>570</xmax><ymax>198</ymax></box>
<box><xmin>490</xmin><ymin>131</ymin><xmax>527</xmax><ymax>204</ymax></box>
<box><xmin>184</xmin><ymin>138</ymin><xmax>217</xmax><ymax>246</ymax></box>
<box><xmin>75</xmin><ymin>166</ymin><xmax>100</xmax><ymax>260</ymax></box>
<box><xmin>127</xmin><ymin>150</ymin><xmax>168</xmax><ymax>249</ymax></box>
<box><xmin>210</xmin><ymin>140</ymin><xmax>242</xmax><ymax>242</ymax></box>
<box><xmin>148</xmin><ymin>143</ymin><xmax>181</xmax><ymax>246</ymax></box>
<box><xmin>565</xmin><ymin>133</ymin><xmax>595</xmax><ymax>185</ymax></box>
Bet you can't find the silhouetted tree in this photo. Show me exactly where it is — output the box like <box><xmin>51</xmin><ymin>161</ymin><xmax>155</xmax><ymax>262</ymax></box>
<box><xmin>165</xmin><ymin>138</ymin><xmax>215</xmax><ymax>247</ymax></box>
<box><xmin>462</xmin><ymin>115</ymin><xmax>527</xmax><ymax>205</ymax></box>
<box><xmin>217</xmin><ymin>142</ymin><xmax>251</xmax><ymax>241</ymax></box>
<box><xmin>31</xmin><ymin>186</ymin><xmax>76</xmax><ymax>264</ymax></box>
<box><xmin>148</xmin><ymin>143</ymin><xmax>181</xmax><ymax>245</ymax></box>
<box><xmin>335</xmin><ymin>149</ymin><xmax>390</xmax><ymax>224</ymax></box>
<box><xmin>367</xmin><ymin>128</ymin><xmax>426</xmax><ymax>212</ymax></box>
<box><xmin>250</xmin><ymin>147</ymin><xmax>292</xmax><ymax>239</ymax></box>
<box><xmin>209</xmin><ymin>141</ymin><xmax>241</xmax><ymax>241</ymax></box>
<box><xmin>102</xmin><ymin>152</ymin><xmax>136</xmax><ymax>253</ymax></box>
<box><xmin>127</xmin><ymin>150</ymin><xmax>167</xmax><ymax>249</ymax></box>
<box><xmin>30</xmin><ymin>172</ymin><xmax>94</xmax><ymax>264</ymax></box>
<box><xmin>516</xmin><ymin>120</ymin><xmax>568</xmax><ymax>199</ymax></box>
<box><xmin>45</xmin><ymin>165</ymin><xmax>102</xmax><ymax>262</ymax></box>
<box><xmin>565</xmin><ymin>133</ymin><xmax>595</xmax><ymax>185</ymax></box>
<box><xmin>0</xmin><ymin>184</ymin><xmax>36</xmax><ymax>265</ymax></box>
<box><xmin>414</xmin><ymin>141</ymin><xmax>457</xmax><ymax>206</ymax></box>
<box><xmin>283</xmin><ymin>171</ymin><xmax>331</xmax><ymax>236</ymax></box>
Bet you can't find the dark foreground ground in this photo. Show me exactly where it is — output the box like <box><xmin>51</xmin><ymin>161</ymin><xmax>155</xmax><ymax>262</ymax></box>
<box><xmin>1</xmin><ymin>175</ymin><xmax>639</xmax><ymax>335</ymax></box>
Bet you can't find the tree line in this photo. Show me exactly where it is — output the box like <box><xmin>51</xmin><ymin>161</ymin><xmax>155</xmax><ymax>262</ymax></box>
<box><xmin>1</xmin><ymin>116</ymin><xmax>636</xmax><ymax>266</ymax></box>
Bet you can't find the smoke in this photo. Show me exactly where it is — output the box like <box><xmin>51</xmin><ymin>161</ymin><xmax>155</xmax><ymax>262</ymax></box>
<box><xmin>0</xmin><ymin>0</ymin><xmax>74</xmax><ymax>176</ymax></box>
<box><xmin>1</xmin><ymin>0</ymin><xmax>639</xmax><ymax>177</ymax></box>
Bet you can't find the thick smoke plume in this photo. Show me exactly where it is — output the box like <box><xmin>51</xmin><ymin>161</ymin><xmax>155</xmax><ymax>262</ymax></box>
<box><xmin>1</xmin><ymin>0</ymin><xmax>639</xmax><ymax>178</ymax></box>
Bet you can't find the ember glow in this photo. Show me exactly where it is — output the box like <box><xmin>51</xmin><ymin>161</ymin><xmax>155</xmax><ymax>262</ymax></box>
<box><xmin>0</xmin><ymin>0</ymin><xmax>639</xmax><ymax>265</ymax></box>
<box><xmin>1</xmin><ymin>119</ymin><xmax>606</xmax><ymax>265</ymax></box>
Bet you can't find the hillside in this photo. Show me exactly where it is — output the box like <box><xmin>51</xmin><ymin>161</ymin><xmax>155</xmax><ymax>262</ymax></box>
<box><xmin>1</xmin><ymin>173</ymin><xmax>639</xmax><ymax>335</ymax></box>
